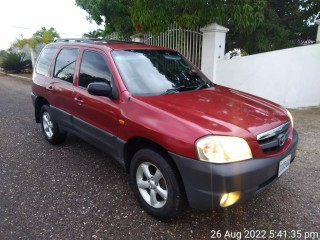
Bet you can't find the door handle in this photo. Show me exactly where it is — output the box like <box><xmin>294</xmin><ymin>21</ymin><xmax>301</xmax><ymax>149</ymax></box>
<box><xmin>74</xmin><ymin>96</ymin><xmax>84</xmax><ymax>105</ymax></box>
<box><xmin>46</xmin><ymin>85</ymin><xmax>54</xmax><ymax>91</ymax></box>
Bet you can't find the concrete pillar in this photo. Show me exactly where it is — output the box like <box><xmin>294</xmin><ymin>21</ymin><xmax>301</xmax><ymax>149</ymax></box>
<box><xmin>316</xmin><ymin>19</ymin><xmax>320</xmax><ymax>43</ymax></box>
<box><xmin>130</xmin><ymin>33</ymin><xmax>145</xmax><ymax>43</ymax></box>
<box><xmin>200</xmin><ymin>23</ymin><xmax>229</xmax><ymax>82</ymax></box>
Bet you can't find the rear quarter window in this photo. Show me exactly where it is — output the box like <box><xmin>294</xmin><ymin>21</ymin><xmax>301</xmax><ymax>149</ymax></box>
<box><xmin>35</xmin><ymin>47</ymin><xmax>58</xmax><ymax>76</ymax></box>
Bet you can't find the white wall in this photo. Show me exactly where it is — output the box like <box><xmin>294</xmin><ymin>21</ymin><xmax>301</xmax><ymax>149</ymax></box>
<box><xmin>215</xmin><ymin>44</ymin><xmax>320</xmax><ymax>108</ymax></box>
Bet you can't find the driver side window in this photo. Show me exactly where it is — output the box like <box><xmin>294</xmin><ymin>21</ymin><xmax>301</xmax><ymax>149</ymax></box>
<box><xmin>79</xmin><ymin>51</ymin><xmax>111</xmax><ymax>88</ymax></box>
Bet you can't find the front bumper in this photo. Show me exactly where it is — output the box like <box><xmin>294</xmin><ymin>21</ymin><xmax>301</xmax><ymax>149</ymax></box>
<box><xmin>169</xmin><ymin>129</ymin><xmax>299</xmax><ymax>210</ymax></box>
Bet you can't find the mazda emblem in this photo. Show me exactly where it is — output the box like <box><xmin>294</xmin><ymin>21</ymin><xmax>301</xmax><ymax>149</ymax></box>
<box><xmin>278</xmin><ymin>134</ymin><xmax>286</xmax><ymax>147</ymax></box>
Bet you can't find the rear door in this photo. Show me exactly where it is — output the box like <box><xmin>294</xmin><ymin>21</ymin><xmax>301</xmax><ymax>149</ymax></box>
<box><xmin>50</xmin><ymin>47</ymin><xmax>79</xmax><ymax>129</ymax></box>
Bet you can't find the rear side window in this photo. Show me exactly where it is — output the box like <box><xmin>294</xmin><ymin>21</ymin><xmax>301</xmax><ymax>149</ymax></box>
<box><xmin>53</xmin><ymin>48</ymin><xmax>78</xmax><ymax>83</ymax></box>
<box><xmin>79</xmin><ymin>51</ymin><xmax>111</xmax><ymax>88</ymax></box>
<box><xmin>36</xmin><ymin>48</ymin><xmax>57</xmax><ymax>76</ymax></box>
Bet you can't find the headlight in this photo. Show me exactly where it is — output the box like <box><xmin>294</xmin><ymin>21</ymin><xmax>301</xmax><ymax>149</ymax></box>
<box><xmin>286</xmin><ymin>109</ymin><xmax>294</xmax><ymax>127</ymax></box>
<box><xmin>195</xmin><ymin>136</ymin><xmax>252</xmax><ymax>163</ymax></box>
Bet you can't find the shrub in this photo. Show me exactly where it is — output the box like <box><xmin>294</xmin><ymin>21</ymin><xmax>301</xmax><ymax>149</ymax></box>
<box><xmin>0</xmin><ymin>52</ymin><xmax>32</xmax><ymax>73</ymax></box>
<box><xmin>0</xmin><ymin>50</ymin><xmax>6</xmax><ymax>67</ymax></box>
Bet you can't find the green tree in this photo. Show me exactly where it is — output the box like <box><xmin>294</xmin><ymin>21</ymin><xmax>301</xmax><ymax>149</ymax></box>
<box><xmin>33</xmin><ymin>27</ymin><xmax>60</xmax><ymax>44</ymax></box>
<box><xmin>77</xmin><ymin>0</ymin><xmax>319</xmax><ymax>54</ymax></box>
<box><xmin>15</xmin><ymin>27</ymin><xmax>60</xmax><ymax>49</ymax></box>
<box><xmin>76</xmin><ymin>0</ymin><xmax>267</xmax><ymax>37</ymax></box>
<box><xmin>14</xmin><ymin>27</ymin><xmax>60</xmax><ymax>67</ymax></box>
<box><xmin>227</xmin><ymin>0</ymin><xmax>320</xmax><ymax>54</ymax></box>
<box><xmin>83</xmin><ymin>29</ymin><xmax>106</xmax><ymax>38</ymax></box>
<box><xmin>76</xmin><ymin>0</ymin><xmax>134</xmax><ymax>36</ymax></box>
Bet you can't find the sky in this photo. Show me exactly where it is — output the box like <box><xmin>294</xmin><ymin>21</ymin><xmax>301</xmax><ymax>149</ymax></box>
<box><xmin>0</xmin><ymin>0</ymin><xmax>100</xmax><ymax>50</ymax></box>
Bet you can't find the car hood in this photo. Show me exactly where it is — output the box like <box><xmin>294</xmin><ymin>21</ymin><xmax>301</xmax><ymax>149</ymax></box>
<box><xmin>135</xmin><ymin>85</ymin><xmax>289</xmax><ymax>141</ymax></box>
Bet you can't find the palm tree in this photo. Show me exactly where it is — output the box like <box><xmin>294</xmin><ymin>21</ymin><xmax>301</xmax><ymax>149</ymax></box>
<box><xmin>14</xmin><ymin>27</ymin><xmax>60</xmax><ymax>67</ymax></box>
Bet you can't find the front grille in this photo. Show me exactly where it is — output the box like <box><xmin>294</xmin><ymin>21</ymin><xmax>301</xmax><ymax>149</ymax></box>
<box><xmin>257</xmin><ymin>121</ymin><xmax>290</xmax><ymax>153</ymax></box>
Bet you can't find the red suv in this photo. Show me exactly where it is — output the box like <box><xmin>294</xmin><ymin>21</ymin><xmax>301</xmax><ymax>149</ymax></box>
<box><xmin>31</xmin><ymin>39</ymin><xmax>298</xmax><ymax>219</ymax></box>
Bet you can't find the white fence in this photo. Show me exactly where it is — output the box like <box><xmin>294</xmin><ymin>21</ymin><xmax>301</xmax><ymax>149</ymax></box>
<box><xmin>215</xmin><ymin>43</ymin><xmax>320</xmax><ymax>108</ymax></box>
<box><xmin>106</xmin><ymin>32</ymin><xmax>130</xmax><ymax>41</ymax></box>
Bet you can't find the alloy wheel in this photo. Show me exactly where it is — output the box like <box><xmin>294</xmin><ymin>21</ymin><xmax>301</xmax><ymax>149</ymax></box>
<box><xmin>136</xmin><ymin>162</ymin><xmax>168</xmax><ymax>208</ymax></box>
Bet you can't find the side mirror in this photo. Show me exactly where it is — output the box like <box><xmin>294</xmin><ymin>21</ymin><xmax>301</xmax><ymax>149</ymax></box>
<box><xmin>87</xmin><ymin>82</ymin><xmax>114</xmax><ymax>99</ymax></box>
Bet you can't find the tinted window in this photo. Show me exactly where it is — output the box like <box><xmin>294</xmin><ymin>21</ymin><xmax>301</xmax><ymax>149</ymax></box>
<box><xmin>53</xmin><ymin>48</ymin><xmax>78</xmax><ymax>83</ymax></box>
<box><xmin>36</xmin><ymin>48</ymin><xmax>57</xmax><ymax>76</ymax></box>
<box><xmin>79</xmin><ymin>51</ymin><xmax>111</xmax><ymax>88</ymax></box>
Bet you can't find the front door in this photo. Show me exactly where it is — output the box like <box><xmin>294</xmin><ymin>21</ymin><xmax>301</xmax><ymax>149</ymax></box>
<box><xmin>72</xmin><ymin>49</ymin><xmax>120</xmax><ymax>152</ymax></box>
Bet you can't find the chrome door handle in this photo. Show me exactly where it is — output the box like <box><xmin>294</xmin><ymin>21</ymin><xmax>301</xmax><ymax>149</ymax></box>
<box><xmin>46</xmin><ymin>85</ymin><xmax>54</xmax><ymax>91</ymax></box>
<box><xmin>74</xmin><ymin>96</ymin><xmax>84</xmax><ymax>105</ymax></box>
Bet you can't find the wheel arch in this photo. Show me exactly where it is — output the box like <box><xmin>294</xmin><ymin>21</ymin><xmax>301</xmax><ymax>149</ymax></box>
<box><xmin>123</xmin><ymin>136</ymin><xmax>187</xmax><ymax>197</ymax></box>
<box><xmin>124</xmin><ymin>137</ymin><xmax>165</xmax><ymax>170</ymax></box>
<box><xmin>34</xmin><ymin>96</ymin><xmax>50</xmax><ymax>123</ymax></box>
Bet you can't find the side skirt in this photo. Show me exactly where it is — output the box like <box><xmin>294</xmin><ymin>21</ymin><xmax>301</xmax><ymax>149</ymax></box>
<box><xmin>51</xmin><ymin>106</ymin><xmax>126</xmax><ymax>169</ymax></box>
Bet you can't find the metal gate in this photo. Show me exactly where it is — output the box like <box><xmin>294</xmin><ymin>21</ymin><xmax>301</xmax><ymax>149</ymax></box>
<box><xmin>144</xmin><ymin>23</ymin><xmax>203</xmax><ymax>68</ymax></box>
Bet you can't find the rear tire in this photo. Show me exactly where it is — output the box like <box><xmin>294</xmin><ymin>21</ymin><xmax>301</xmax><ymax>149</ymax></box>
<box><xmin>40</xmin><ymin>105</ymin><xmax>66</xmax><ymax>144</ymax></box>
<box><xmin>130</xmin><ymin>148</ymin><xmax>184</xmax><ymax>219</ymax></box>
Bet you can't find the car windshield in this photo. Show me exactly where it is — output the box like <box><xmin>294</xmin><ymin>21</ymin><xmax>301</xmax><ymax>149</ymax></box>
<box><xmin>112</xmin><ymin>50</ymin><xmax>211</xmax><ymax>96</ymax></box>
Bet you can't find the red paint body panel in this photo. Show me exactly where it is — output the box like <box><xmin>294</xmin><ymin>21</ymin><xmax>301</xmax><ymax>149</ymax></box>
<box><xmin>117</xmin><ymin>86</ymin><xmax>291</xmax><ymax>159</ymax></box>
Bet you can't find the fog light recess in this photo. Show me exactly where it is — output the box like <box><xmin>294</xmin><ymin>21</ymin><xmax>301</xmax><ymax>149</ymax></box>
<box><xmin>220</xmin><ymin>191</ymin><xmax>241</xmax><ymax>207</ymax></box>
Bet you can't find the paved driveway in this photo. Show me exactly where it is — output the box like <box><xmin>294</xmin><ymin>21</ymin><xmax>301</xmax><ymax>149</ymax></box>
<box><xmin>0</xmin><ymin>73</ymin><xmax>319</xmax><ymax>239</ymax></box>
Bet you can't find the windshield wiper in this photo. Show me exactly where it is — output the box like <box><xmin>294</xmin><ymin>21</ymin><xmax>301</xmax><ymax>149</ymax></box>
<box><xmin>195</xmin><ymin>81</ymin><xmax>214</xmax><ymax>90</ymax></box>
<box><xmin>163</xmin><ymin>85</ymin><xmax>189</xmax><ymax>95</ymax></box>
<box><xmin>163</xmin><ymin>85</ymin><xmax>195</xmax><ymax>95</ymax></box>
<box><xmin>163</xmin><ymin>88</ymin><xmax>180</xmax><ymax>94</ymax></box>
<box><xmin>163</xmin><ymin>82</ymin><xmax>213</xmax><ymax>95</ymax></box>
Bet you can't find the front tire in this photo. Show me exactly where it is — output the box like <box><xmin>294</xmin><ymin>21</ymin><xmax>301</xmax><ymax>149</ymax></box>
<box><xmin>130</xmin><ymin>148</ymin><xmax>184</xmax><ymax>219</ymax></box>
<box><xmin>40</xmin><ymin>105</ymin><xmax>66</xmax><ymax>144</ymax></box>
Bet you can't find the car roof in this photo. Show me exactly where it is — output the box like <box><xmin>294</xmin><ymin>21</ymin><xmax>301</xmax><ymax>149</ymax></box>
<box><xmin>48</xmin><ymin>38</ymin><xmax>172</xmax><ymax>51</ymax></box>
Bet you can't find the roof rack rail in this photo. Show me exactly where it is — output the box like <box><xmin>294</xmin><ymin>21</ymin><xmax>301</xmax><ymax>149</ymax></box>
<box><xmin>54</xmin><ymin>38</ymin><xmax>145</xmax><ymax>45</ymax></box>
<box><xmin>105</xmin><ymin>40</ymin><xmax>145</xmax><ymax>45</ymax></box>
<box><xmin>54</xmin><ymin>38</ymin><xmax>92</xmax><ymax>43</ymax></box>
